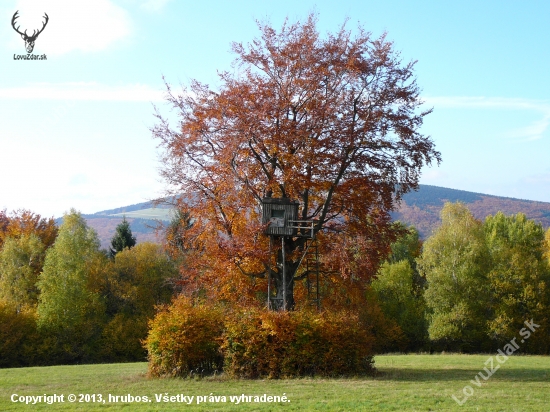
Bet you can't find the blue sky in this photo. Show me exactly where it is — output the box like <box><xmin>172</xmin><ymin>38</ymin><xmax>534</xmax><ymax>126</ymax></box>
<box><xmin>1</xmin><ymin>0</ymin><xmax>549</xmax><ymax>218</ymax></box>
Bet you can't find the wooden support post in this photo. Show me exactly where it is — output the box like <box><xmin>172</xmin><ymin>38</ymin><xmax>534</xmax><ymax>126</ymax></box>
<box><xmin>267</xmin><ymin>237</ymin><xmax>272</xmax><ymax>310</ymax></box>
<box><xmin>282</xmin><ymin>236</ymin><xmax>286</xmax><ymax>311</ymax></box>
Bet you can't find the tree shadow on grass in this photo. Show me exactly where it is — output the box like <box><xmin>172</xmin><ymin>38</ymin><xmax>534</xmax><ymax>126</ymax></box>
<box><xmin>374</xmin><ymin>368</ymin><xmax>550</xmax><ymax>382</ymax></box>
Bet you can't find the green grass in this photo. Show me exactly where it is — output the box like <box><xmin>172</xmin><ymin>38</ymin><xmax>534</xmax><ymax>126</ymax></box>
<box><xmin>1</xmin><ymin>355</ymin><xmax>549</xmax><ymax>411</ymax></box>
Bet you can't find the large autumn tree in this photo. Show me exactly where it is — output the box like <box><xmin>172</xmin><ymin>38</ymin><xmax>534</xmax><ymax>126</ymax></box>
<box><xmin>153</xmin><ymin>15</ymin><xmax>440</xmax><ymax>310</ymax></box>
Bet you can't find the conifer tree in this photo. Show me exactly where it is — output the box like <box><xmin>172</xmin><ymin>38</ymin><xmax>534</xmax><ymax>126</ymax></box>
<box><xmin>109</xmin><ymin>217</ymin><xmax>136</xmax><ymax>258</ymax></box>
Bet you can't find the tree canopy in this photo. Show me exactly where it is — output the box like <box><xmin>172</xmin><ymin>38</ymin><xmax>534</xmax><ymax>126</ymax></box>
<box><xmin>417</xmin><ymin>202</ymin><xmax>490</xmax><ymax>349</ymax></box>
<box><xmin>0</xmin><ymin>234</ymin><xmax>45</xmax><ymax>312</ymax></box>
<box><xmin>37</xmin><ymin>209</ymin><xmax>106</xmax><ymax>360</ymax></box>
<box><xmin>484</xmin><ymin>212</ymin><xmax>550</xmax><ymax>351</ymax></box>
<box><xmin>0</xmin><ymin>209</ymin><xmax>57</xmax><ymax>250</ymax></box>
<box><xmin>153</xmin><ymin>14</ymin><xmax>440</xmax><ymax>310</ymax></box>
<box><xmin>0</xmin><ymin>209</ymin><xmax>57</xmax><ymax>314</ymax></box>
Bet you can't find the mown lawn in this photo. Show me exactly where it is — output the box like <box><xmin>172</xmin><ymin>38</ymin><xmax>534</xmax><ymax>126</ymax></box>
<box><xmin>1</xmin><ymin>354</ymin><xmax>549</xmax><ymax>411</ymax></box>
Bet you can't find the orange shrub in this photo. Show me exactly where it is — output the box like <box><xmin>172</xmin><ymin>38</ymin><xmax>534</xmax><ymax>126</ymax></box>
<box><xmin>145</xmin><ymin>298</ymin><xmax>376</xmax><ymax>378</ymax></box>
<box><xmin>145</xmin><ymin>296</ymin><xmax>224</xmax><ymax>377</ymax></box>
<box><xmin>222</xmin><ymin>308</ymin><xmax>375</xmax><ymax>378</ymax></box>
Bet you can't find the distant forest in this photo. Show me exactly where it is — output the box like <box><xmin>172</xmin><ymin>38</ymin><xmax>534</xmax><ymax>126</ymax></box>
<box><xmin>392</xmin><ymin>185</ymin><xmax>550</xmax><ymax>238</ymax></box>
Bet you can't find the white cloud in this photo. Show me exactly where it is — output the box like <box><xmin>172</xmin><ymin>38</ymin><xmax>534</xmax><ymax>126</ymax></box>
<box><xmin>0</xmin><ymin>121</ymin><xmax>165</xmax><ymax>217</ymax></box>
<box><xmin>10</xmin><ymin>0</ymin><xmax>132</xmax><ymax>55</ymax></box>
<box><xmin>423</xmin><ymin>96</ymin><xmax>550</xmax><ymax>141</ymax></box>
<box><xmin>0</xmin><ymin>145</ymin><xmax>163</xmax><ymax>217</ymax></box>
<box><xmin>422</xmin><ymin>96</ymin><xmax>550</xmax><ymax>111</ymax></box>
<box><xmin>0</xmin><ymin>82</ymin><xmax>164</xmax><ymax>101</ymax></box>
<box><xmin>140</xmin><ymin>0</ymin><xmax>173</xmax><ymax>12</ymax></box>
<box><xmin>522</xmin><ymin>172</ymin><xmax>550</xmax><ymax>185</ymax></box>
<box><xmin>502</xmin><ymin>113</ymin><xmax>550</xmax><ymax>141</ymax></box>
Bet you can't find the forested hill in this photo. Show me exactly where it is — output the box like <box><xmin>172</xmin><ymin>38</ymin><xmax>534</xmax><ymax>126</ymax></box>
<box><xmin>92</xmin><ymin>199</ymin><xmax>174</xmax><ymax>216</ymax></box>
<box><xmin>78</xmin><ymin>185</ymin><xmax>550</xmax><ymax>247</ymax></box>
<box><xmin>55</xmin><ymin>201</ymin><xmax>170</xmax><ymax>250</ymax></box>
<box><xmin>393</xmin><ymin>185</ymin><xmax>550</xmax><ymax>238</ymax></box>
<box><xmin>54</xmin><ymin>199</ymin><xmax>177</xmax><ymax>249</ymax></box>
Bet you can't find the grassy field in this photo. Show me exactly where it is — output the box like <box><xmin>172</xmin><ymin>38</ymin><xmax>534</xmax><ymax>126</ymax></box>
<box><xmin>1</xmin><ymin>354</ymin><xmax>549</xmax><ymax>411</ymax></box>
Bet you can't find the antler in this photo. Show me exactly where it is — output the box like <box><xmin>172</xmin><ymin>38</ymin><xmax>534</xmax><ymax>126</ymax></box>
<box><xmin>33</xmin><ymin>13</ymin><xmax>49</xmax><ymax>39</ymax></box>
<box><xmin>11</xmin><ymin>11</ymin><xmax>49</xmax><ymax>39</ymax></box>
<box><xmin>11</xmin><ymin>11</ymin><xmax>26</xmax><ymax>37</ymax></box>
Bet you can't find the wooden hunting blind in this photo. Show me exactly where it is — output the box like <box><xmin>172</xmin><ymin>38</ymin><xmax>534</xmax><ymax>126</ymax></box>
<box><xmin>262</xmin><ymin>197</ymin><xmax>299</xmax><ymax>236</ymax></box>
<box><xmin>261</xmin><ymin>197</ymin><xmax>321</xmax><ymax>311</ymax></box>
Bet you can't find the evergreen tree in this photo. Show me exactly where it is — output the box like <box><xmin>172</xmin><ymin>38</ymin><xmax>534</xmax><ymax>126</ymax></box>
<box><xmin>109</xmin><ymin>217</ymin><xmax>136</xmax><ymax>258</ymax></box>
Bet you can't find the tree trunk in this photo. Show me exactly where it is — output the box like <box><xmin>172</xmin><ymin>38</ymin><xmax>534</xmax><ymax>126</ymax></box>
<box><xmin>270</xmin><ymin>238</ymin><xmax>302</xmax><ymax>311</ymax></box>
<box><xmin>272</xmin><ymin>262</ymin><xmax>296</xmax><ymax>311</ymax></box>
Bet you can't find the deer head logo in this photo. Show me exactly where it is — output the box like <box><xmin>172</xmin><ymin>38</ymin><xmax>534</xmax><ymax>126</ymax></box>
<box><xmin>11</xmin><ymin>11</ymin><xmax>49</xmax><ymax>54</ymax></box>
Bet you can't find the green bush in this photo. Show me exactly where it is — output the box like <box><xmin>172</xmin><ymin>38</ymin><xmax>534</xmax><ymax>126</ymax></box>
<box><xmin>99</xmin><ymin>314</ymin><xmax>149</xmax><ymax>362</ymax></box>
<box><xmin>371</xmin><ymin>261</ymin><xmax>428</xmax><ymax>352</ymax></box>
<box><xmin>0</xmin><ymin>304</ymin><xmax>40</xmax><ymax>367</ymax></box>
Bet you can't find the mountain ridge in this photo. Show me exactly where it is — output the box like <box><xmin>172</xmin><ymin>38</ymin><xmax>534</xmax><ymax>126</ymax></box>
<box><xmin>81</xmin><ymin>185</ymin><xmax>550</xmax><ymax>247</ymax></box>
<box><xmin>391</xmin><ymin>185</ymin><xmax>550</xmax><ymax>237</ymax></box>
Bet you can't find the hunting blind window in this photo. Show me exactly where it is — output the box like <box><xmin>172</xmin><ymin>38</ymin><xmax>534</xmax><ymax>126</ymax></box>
<box><xmin>271</xmin><ymin>209</ymin><xmax>285</xmax><ymax>228</ymax></box>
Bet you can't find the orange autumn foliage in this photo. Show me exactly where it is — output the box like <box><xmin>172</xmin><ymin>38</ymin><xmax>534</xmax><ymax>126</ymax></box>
<box><xmin>145</xmin><ymin>296</ymin><xmax>225</xmax><ymax>377</ymax></box>
<box><xmin>0</xmin><ymin>209</ymin><xmax>58</xmax><ymax>250</ymax></box>
<box><xmin>222</xmin><ymin>307</ymin><xmax>375</xmax><ymax>378</ymax></box>
<box><xmin>144</xmin><ymin>296</ymin><xmax>377</xmax><ymax>378</ymax></box>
